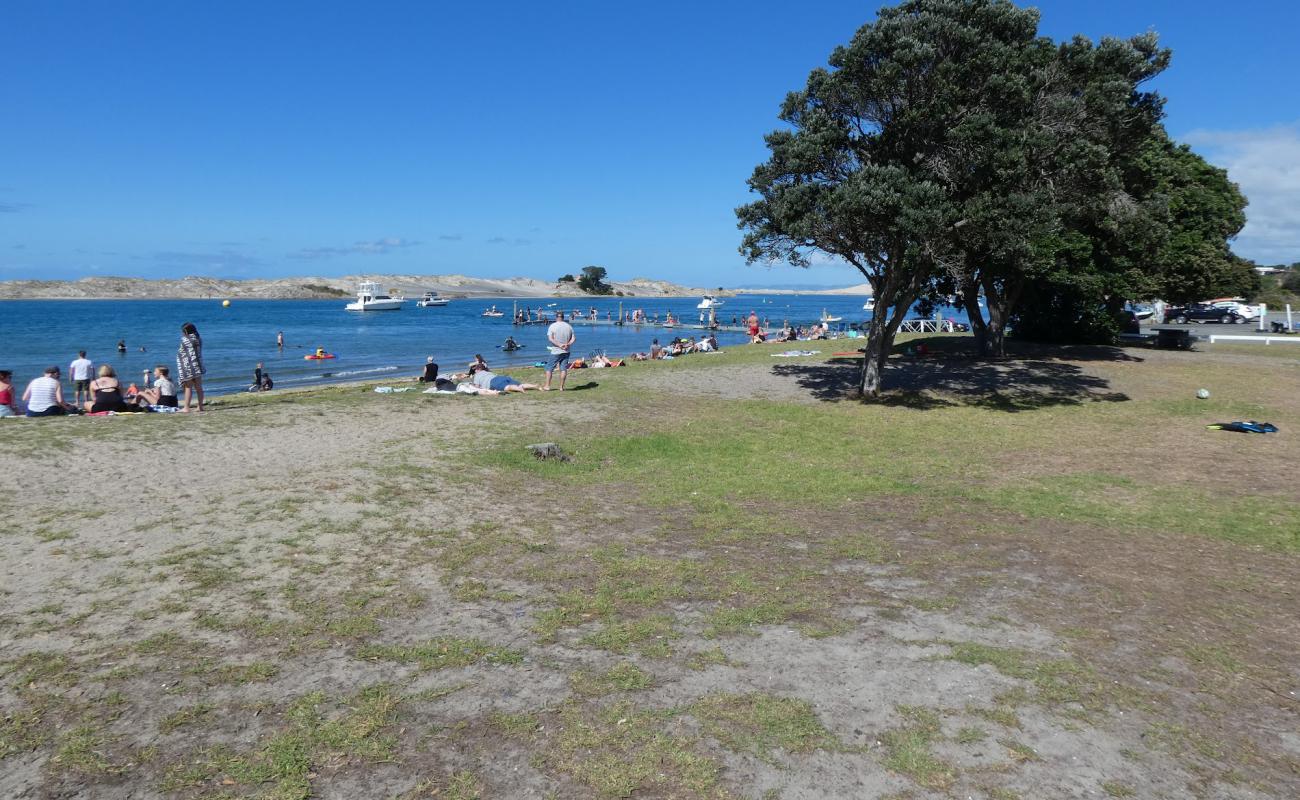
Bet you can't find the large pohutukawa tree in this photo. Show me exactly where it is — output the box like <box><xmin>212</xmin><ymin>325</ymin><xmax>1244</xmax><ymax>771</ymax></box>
<box><xmin>944</xmin><ymin>32</ymin><xmax>1170</xmax><ymax>355</ymax></box>
<box><xmin>737</xmin><ymin>0</ymin><xmax>1046</xmax><ymax>396</ymax></box>
<box><xmin>1009</xmin><ymin>127</ymin><xmax>1252</xmax><ymax>343</ymax></box>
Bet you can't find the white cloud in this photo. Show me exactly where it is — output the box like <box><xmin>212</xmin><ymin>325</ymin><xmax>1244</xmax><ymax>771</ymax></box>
<box><xmin>1185</xmin><ymin>122</ymin><xmax>1300</xmax><ymax>265</ymax></box>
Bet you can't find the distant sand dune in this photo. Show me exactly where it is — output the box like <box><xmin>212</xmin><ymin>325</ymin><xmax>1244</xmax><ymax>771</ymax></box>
<box><xmin>0</xmin><ymin>274</ymin><xmax>734</xmax><ymax>300</ymax></box>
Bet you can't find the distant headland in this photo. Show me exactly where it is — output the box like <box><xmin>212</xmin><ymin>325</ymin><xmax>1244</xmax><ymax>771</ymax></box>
<box><xmin>0</xmin><ymin>274</ymin><xmax>742</xmax><ymax>300</ymax></box>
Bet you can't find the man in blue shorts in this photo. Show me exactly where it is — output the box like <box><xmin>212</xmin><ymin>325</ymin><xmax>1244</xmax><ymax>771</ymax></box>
<box><xmin>543</xmin><ymin>310</ymin><xmax>575</xmax><ymax>391</ymax></box>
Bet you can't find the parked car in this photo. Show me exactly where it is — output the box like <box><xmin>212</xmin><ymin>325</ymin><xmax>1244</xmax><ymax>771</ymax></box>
<box><xmin>1166</xmin><ymin>304</ymin><xmax>1245</xmax><ymax>324</ymax></box>
<box><xmin>1209</xmin><ymin>300</ymin><xmax>1262</xmax><ymax>320</ymax></box>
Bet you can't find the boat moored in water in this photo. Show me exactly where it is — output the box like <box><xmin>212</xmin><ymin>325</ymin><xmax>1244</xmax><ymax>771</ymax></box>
<box><xmin>697</xmin><ymin>295</ymin><xmax>725</xmax><ymax>310</ymax></box>
<box><xmin>345</xmin><ymin>282</ymin><xmax>404</xmax><ymax>311</ymax></box>
<box><xmin>415</xmin><ymin>291</ymin><xmax>449</xmax><ymax>307</ymax></box>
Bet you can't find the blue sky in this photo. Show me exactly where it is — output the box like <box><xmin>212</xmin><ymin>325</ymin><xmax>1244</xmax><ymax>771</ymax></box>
<box><xmin>2</xmin><ymin>1</ymin><xmax>1297</xmax><ymax>287</ymax></box>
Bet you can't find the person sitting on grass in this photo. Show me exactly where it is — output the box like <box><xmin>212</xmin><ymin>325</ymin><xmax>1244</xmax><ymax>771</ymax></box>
<box><xmin>466</xmin><ymin>364</ymin><xmax>540</xmax><ymax>394</ymax></box>
<box><xmin>23</xmin><ymin>366</ymin><xmax>73</xmax><ymax>417</ymax></box>
<box><xmin>135</xmin><ymin>365</ymin><xmax>178</xmax><ymax>408</ymax></box>
<box><xmin>85</xmin><ymin>365</ymin><xmax>135</xmax><ymax>413</ymax></box>
<box><xmin>419</xmin><ymin>357</ymin><xmax>439</xmax><ymax>383</ymax></box>
<box><xmin>649</xmin><ymin>338</ymin><xmax>664</xmax><ymax>359</ymax></box>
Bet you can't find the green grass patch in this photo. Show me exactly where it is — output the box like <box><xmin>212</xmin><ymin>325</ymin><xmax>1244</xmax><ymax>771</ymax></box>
<box><xmin>479</xmin><ymin>379</ymin><xmax>1300</xmax><ymax>550</ymax></box>
<box><xmin>879</xmin><ymin>706</ymin><xmax>955</xmax><ymax>790</ymax></box>
<box><xmin>161</xmin><ymin>684</ymin><xmax>402</xmax><ymax>799</ymax></box>
<box><xmin>488</xmin><ymin>711</ymin><xmax>541</xmax><ymax>738</ymax></box>
<box><xmin>355</xmin><ymin>637</ymin><xmax>524</xmax><ymax>670</ymax></box>
<box><xmin>545</xmin><ymin>702</ymin><xmax>726</xmax><ymax>798</ymax></box>
<box><xmin>570</xmin><ymin>662</ymin><xmax>654</xmax><ymax>696</ymax></box>
<box><xmin>691</xmin><ymin>693</ymin><xmax>839</xmax><ymax>762</ymax></box>
<box><xmin>580</xmin><ymin>615</ymin><xmax>680</xmax><ymax>657</ymax></box>
<box><xmin>160</xmin><ymin>703</ymin><xmax>217</xmax><ymax>733</ymax></box>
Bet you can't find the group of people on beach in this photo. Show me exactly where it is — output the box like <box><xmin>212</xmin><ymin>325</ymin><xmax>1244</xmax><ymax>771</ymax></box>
<box><xmin>0</xmin><ymin>323</ymin><xmax>207</xmax><ymax>418</ymax></box>
<box><xmin>417</xmin><ymin>311</ymin><xmax>579</xmax><ymax>395</ymax></box>
<box><xmin>631</xmin><ymin>333</ymin><xmax>720</xmax><ymax>361</ymax></box>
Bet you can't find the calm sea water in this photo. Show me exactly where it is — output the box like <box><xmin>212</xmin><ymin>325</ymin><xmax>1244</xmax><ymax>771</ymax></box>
<box><xmin>0</xmin><ymin>293</ymin><xmax>961</xmax><ymax>397</ymax></box>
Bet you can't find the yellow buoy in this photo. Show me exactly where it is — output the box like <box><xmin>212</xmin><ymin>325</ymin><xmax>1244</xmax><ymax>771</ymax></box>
<box><xmin>222</xmin><ymin>300</ymin><xmax>231</xmax><ymax>307</ymax></box>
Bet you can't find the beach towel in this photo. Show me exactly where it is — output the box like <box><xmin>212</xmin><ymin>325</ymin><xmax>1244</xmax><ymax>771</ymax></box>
<box><xmin>772</xmin><ymin>350</ymin><xmax>821</xmax><ymax>358</ymax></box>
<box><xmin>422</xmin><ymin>387</ymin><xmax>456</xmax><ymax>395</ymax></box>
<box><xmin>1206</xmin><ymin>421</ymin><xmax>1278</xmax><ymax>433</ymax></box>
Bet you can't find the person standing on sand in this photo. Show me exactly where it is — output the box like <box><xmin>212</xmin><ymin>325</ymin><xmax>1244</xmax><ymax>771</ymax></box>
<box><xmin>543</xmin><ymin>310</ymin><xmax>575</xmax><ymax>391</ymax></box>
<box><xmin>176</xmin><ymin>322</ymin><xmax>205</xmax><ymax>412</ymax></box>
<box><xmin>69</xmin><ymin>350</ymin><xmax>94</xmax><ymax>407</ymax></box>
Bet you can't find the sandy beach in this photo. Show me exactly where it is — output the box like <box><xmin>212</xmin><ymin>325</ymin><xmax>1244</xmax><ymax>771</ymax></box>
<box><xmin>2</xmin><ymin>338</ymin><xmax>1298</xmax><ymax>799</ymax></box>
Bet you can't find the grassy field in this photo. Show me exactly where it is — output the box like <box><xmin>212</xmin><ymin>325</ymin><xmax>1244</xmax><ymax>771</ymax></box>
<box><xmin>1</xmin><ymin>336</ymin><xmax>1297</xmax><ymax>799</ymax></box>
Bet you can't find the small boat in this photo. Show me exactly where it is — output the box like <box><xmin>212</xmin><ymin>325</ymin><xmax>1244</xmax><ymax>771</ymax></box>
<box><xmin>345</xmin><ymin>281</ymin><xmax>404</xmax><ymax>311</ymax></box>
<box><xmin>821</xmin><ymin>309</ymin><xmax>842</xmax><ymax>323</ymax></box>
<box><xmin>305</xmin><ymin>352</ymin><xmax>336</xmax><ymax>360</ymax></box>
<box><xmin>697</xmin><ymin>295</ymin><xmax>725</xmax><ymax>310</ymax></box>
<box><xmin>482</xmin><ymin>305</ymin><xmax>504</xmax><ymax>318</ymax></box>
<box><xmin>863</xmin><ymin>298</ymin><xmax>876</xmax><ymax>312</ymax></box>
<box><xmin>415</xmin><ymin>291</ymin><xmax>449</xmax><ymax>307</ymax></box>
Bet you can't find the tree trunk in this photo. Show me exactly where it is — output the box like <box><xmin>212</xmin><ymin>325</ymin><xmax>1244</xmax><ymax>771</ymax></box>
<box><xmin>859</xmin><ymin>311</ymin><xmax>889</xmax><ymax>397</ymax></box>
<box><xmin>979</xmin><ymin>274</ymin><xmax>1022</xmax><ymax>359</ymax></box>
<box><xmin>859</xmin><ymin>290</ymin><xmax>920</xmax><ymax>398</ymax></box>
<box><xmin>985</xmin><ymin>301</ymin><xmax>1007</xmax><ymax>358</ymax></box>
<box><xmin>960</xmin><ymin>278</ymin><xmax>989</xmax><ymax>356</ymax></box>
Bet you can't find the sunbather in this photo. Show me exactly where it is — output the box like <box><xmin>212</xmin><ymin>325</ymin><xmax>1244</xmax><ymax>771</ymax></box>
<box><xmin>467</xmin><ymin>365</ymin><xmax>539</xmax><ymax>394</ymax></box>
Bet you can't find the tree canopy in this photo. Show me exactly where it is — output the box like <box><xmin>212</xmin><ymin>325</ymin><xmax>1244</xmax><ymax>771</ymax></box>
<box><xmin>739</xmin><ymin>0</ymin><xmax>1039</xmax><ymax>395</ymax></box>
<box><xmin>739</xmin><ymin>0</ymin><xmax>1253</xmax><ymax>391</ymax></box>
<box><xmin>576</xmin><ymin>266</ymin><xmax>613</xmax><ymax>295</ymax></box>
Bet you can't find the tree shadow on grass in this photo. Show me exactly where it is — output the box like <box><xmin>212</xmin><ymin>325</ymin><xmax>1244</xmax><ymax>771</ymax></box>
<box><xmin>773</xmin><ymin>350</ymin><xmax>1131</xmax><ymax>411</ymax></box>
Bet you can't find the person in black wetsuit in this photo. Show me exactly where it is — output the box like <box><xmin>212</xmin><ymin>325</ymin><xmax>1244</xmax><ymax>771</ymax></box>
<box><xmin>419</xmin><ymin>357</ymin><xmax>439</xmax><ymax>383</ymax></box>
<box><xmin>503</xmin><ymin>336</ymin><xmax>519</xmax><ymax>351</ymax></box>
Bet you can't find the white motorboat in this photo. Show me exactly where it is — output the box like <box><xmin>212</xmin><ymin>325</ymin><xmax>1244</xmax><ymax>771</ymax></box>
<box><xmin>345</xmin><ymin>282</ymin><xmax>404</xmax><ymax>311</ymax></box>
<box><xmin>415</xmin><ymin>291</ymin><xmax>449</xmax><ymax>307</ymax></box>
<box><xmin>697</xmin><ymin>295</ymin><xmax>725</xmax><ymax>310</ymax></box>
<box><xmin>481</xmin><ymin>305</ymin><xmax>504</xmax><ymax>318</ymax></box>
<box><xmin>863</xmin><ymin>298</ymin><xmax>876</xmax><ymax>312</ymax></box>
